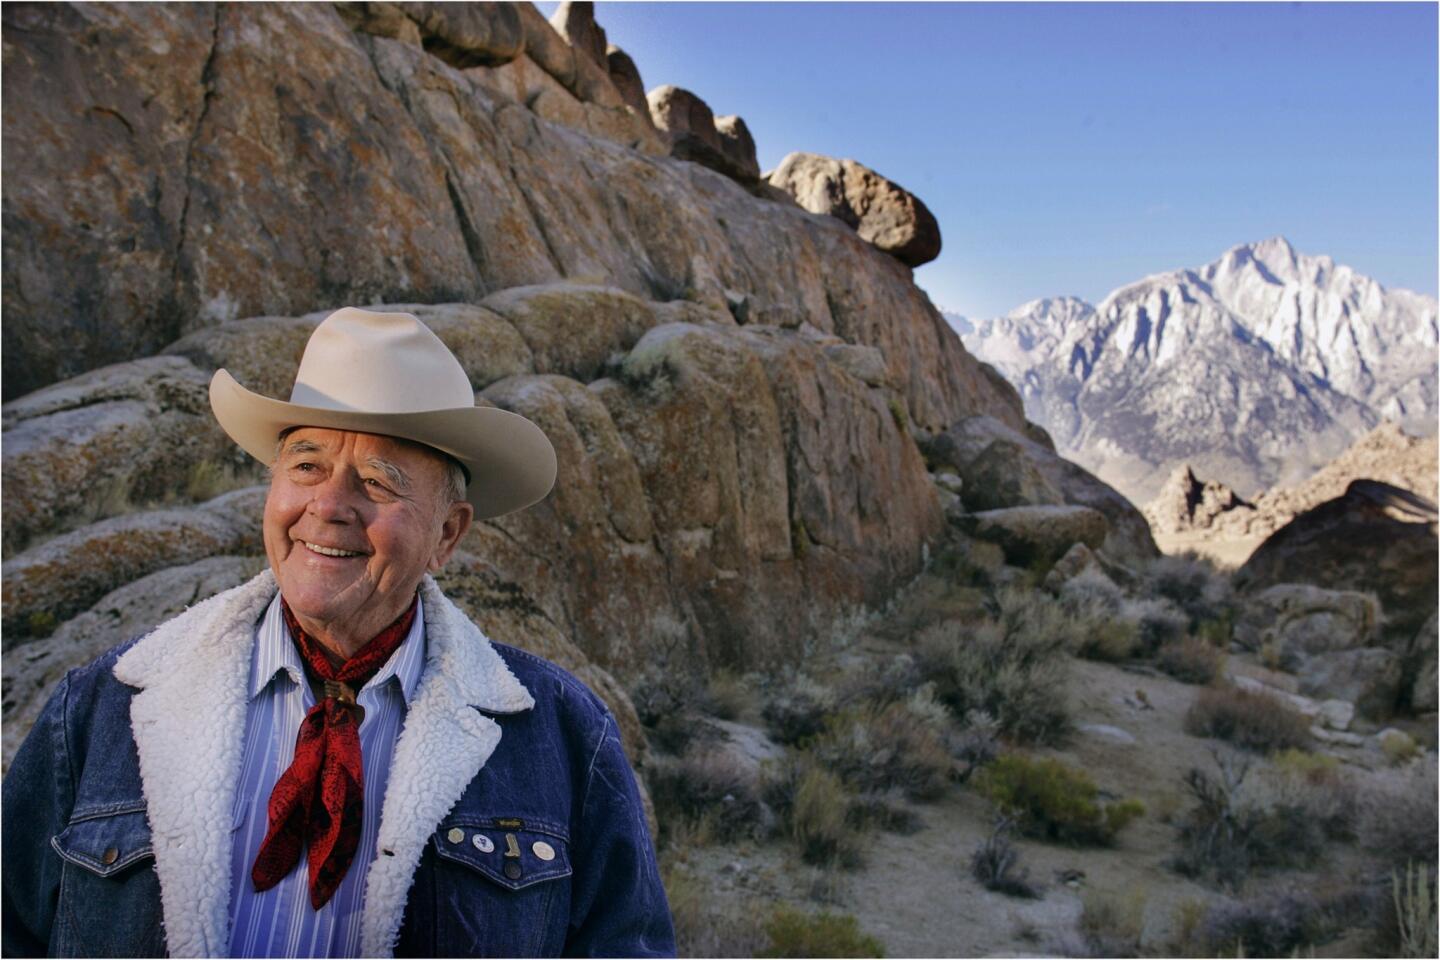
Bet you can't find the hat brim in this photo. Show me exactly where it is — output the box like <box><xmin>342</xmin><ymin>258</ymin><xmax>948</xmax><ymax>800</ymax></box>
<box><xmin>210</xmin><ymin>369</ymin><xmax>557</xmax><ymax>520</ymax></box>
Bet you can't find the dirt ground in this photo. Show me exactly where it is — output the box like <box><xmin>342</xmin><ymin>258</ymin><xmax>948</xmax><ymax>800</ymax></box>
<box><xmin>661</xmin><ymin>564</ymin><xmax>1410</xmax><ymax>958</ymax></box>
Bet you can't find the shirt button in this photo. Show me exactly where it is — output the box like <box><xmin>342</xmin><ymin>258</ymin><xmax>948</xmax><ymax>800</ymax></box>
<box><xmin>102</xmin><ymin>848</ymin><xmax>119</xmax><ymax>865</ymax></box>
<box><xmin>446</xmin><ymin>828</ymin><xmax>465</xmax><ymax>844</ymax></box>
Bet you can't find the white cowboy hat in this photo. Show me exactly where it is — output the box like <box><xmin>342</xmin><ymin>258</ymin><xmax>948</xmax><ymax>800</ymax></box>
<box><xmin>209</xmin><ymin>306</ymin><xmax>557</xmax><ymax>520</ymax></box>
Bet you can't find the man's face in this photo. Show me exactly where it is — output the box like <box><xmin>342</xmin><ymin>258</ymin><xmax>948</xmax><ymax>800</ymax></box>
<box><xmin>264</xmin><ymin>427</ymin><xmax>473</xmax><ymax>644</ymax></box>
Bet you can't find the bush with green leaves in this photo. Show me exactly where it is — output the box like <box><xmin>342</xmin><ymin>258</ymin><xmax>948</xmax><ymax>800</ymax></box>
<box><xmin>761</xmin><ymin>907</ymin><xmax>885</xmax><ymax>958</ymax></box>
<box><xmin>1184</xmin><ymin>684</ymin><xmax>1312</xmax><ymax>753</ymax></box>
<box><xmin>975</xmin><ymin>753</ymin><xmax>1144</xmax><ymax>846</ymax></box>
<box><xmin>915</xmin><ymin>593</ymin><xmax>1072</xmax><ymax>745</ymax></box>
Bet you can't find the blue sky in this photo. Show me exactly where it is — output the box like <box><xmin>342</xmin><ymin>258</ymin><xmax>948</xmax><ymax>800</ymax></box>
<box><xmin>538</xmin><ymin>2</ymin><xmax>1438</xmax><ymax>318</ymax></box>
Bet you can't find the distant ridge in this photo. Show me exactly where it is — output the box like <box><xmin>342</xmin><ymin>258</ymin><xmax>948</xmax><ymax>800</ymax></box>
<box><xmin>952</xmin><ymin>237</ymin><xmax>1439</xmax><ymax>504</ymax></box>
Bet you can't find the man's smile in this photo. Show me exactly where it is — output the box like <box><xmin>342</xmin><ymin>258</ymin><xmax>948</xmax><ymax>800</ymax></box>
<box><xmin>298</xmin><ymin>540</ymin><xmax>368</xmax><ymax>558</ymax></box>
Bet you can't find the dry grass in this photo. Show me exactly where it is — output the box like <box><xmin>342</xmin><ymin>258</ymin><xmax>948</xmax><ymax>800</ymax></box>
<box><xmin>1076</xmin><ymin>888</ymin><xmax>1147</xmax><ymax>958</ymax></box>
<box><xmin>1157</xmin><ymin>635</ymin><xmax>1226</xmax><ymax>684</ymax></box>
<box><xmin>1184</xmin><ymin>685</ymin><xmax>1313</xmax><ymax>754</ymax></box>
<box><xmin>810</xmin><ymin>690</ymin><xmax>954</xmax><ymax>802</ymax></box>
<box><xmin>648</xmin><ymin>747</ymin><xmax>764</xmax><ymax>849</ymax></box>
<box><xmin>661</xmin><ymin>859</ymin><xmax>769</xmax><ymax>957</ymax></box>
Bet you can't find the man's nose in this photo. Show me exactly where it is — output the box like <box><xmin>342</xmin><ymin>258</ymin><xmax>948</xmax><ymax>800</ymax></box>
<box><xmin>306</xmin><ymin>472</ymin><xmax>363</xmax><ymax>522</ymax></box>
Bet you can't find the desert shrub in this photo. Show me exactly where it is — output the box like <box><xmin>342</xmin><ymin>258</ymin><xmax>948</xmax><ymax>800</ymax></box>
<box><xmin>701</xmin><ymin>669</ymin><xmax>753</xmax><ymax>721</ymax></box>
<box><xmin>1184</xmin><ymin>685</ymin><xmax>1312</xmax><ymax>753</ymax></box>
<box><xmin>1358</xmin><ymin>758</ymin><xmax>1439</xmax><ymax>871</ymax></box>
<box><xmin>762</xmin><ymin>670</ymin><xmax>838</xmax><ymax>745</ymax></box>
<box><xmin>647</xmin><ymin>748</ymin><xmax>764</xmax><ymax>847</ymax></box>
<box><xmin>764</xmin><ymin>754</ymin><xmax>864</xmax><ymax>867</ymax></box>
<box><xmin>1169</xmin><ymin>751</ymin><xmax>1326</xmax><ymax>890</ymax></box>
<box><xmin>838</xmin><ymin>653</ymin><xmax>924</xmax><ymax>706</ymax></box>
<box><xmin>631</xmin><ymin>654</ymin><xmax>713</xmax><ymax>753</ymax></box>
<box><xmin>1379</xmin><ymin>728</ymin><xmax>1421</xmax><ymax>765</ymax></box>
<box><xmin>1157</xmin><ymin>635</ymin><xmax>1225</xmax><ymax>684</ymax></box>
<box><xmin>1078</xmin><ymin>888</ymin><xmax>1146</xmax><ymax>957</ymax></box>
<box><xmin>1259</xmin><ymin>749</ymin><xmax>1358</xmax><ymax>841</ymax></box>
<box><xmin>1127</xmin><ymin>597</ymin><xmax>1190</xmax><ymax>653</ymax></box>
<box><xmin>846</xmin><ymin>789</ymin><xmax>924</xmax><ymax>835</ymax></box>
<box><xmin>953</xmin><ymin>710</ymin><xmax>1001</xmax><ymax>783</ymax></box>
<box><xmin>1198</xmin><ymin>889</ymin><xmax>1326</xmax><ymax>957</ymax></box>
<box><xmin>1071</xmin><ymin>614</ymin><xmax>1142</xmax><ymax>662</ymax></box>
<box><xmin>969</xmin><ymin>817</ymin><xmax>1040</xmax><ymax>898</ymax></box>
<box><xmin>1388</xmin><ymin>862</ymin><xmax>1439</xmax><ymax>959</ymax></box>
<box><xmin>1143</xmin><ymin>551</ymin><xmax>1238</xmax><ymax>628</ymax></box>
<box><xmin>975</xmin><ymin>754</ymin><xmax>1144</xmax><ymax>846</ymax></box>
<box><xmin>916</xmin><ymin>605</ymin><xmax>1071</xmax><ymax>746</ymax></box>
<box><xmin>760</xmin><ymin>906</ymin><xmax>885</xmax><ymax>958</ymax></box>
<box><xmin>810</xmin><ymin>690</ymin><xmax>953</xmax><ymax>802</ymax></box>
<box><xmin>662</xmin><ymin>861</ymin><xmax>770</xmax><ymax>957</ymax></box>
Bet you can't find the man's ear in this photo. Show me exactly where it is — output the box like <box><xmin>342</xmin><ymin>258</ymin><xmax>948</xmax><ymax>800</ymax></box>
<box><xmin>429</xmin><ymin>500</ymin><xmax>474</xmax><ymax>571</ymax></box>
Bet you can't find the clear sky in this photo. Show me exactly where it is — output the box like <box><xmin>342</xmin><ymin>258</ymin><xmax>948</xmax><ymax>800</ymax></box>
<box><xmin>538</xmin><ymin>1</ymin><xmax>1438</xmax><ymax>318</ymax></box>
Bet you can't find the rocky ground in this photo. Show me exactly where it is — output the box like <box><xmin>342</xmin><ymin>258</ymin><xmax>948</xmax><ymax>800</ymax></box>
<box><xmin>649</xmin><ymin>530</ymin><xmax>1437</xmax><ymax>958</ymax></box>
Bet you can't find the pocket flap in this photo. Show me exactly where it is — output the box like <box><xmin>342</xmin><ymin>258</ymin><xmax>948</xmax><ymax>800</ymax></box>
<box><xmin>432</xmin><ymin>819</ymin><xmax>572</xmax><ymax>891</ymax></box>
<box><xmin>51</xmin><ymin>806</ymin><xmax>155</xmax><ymax>878</ymax></box>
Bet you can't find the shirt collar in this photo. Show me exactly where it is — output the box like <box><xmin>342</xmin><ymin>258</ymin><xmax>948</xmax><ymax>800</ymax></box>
<box><xmin>249</xmin><ymin>591</ymin><xmax>426</xmax><ymax>706</ymax></box>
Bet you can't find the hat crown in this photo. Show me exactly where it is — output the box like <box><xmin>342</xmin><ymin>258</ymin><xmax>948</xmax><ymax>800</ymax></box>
<box><xmin>289</xmin><ymin>307</ymin><xmax>474</xmax><ymax>413</ymax></box>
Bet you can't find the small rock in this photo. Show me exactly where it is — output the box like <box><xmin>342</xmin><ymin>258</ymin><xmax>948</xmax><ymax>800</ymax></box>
<box><xmin>1078</xmin><ymin>723</ymin><xmax>1136</xmax><ymax>746</ymax></box>
<box><xmin>1316</xmin><ymin>699</ymin><xmax>1355</xmax><ymax>732</ymax></box>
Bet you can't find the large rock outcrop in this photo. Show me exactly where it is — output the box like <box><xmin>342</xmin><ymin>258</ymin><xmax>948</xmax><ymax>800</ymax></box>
<box><xmin>2</xmin><ymin>3</ymin><xmax>1145</xmax><ymax>776</ymax></box>
<box><xmin>924</xmin><ymin>414</ymin><xmax>1159</xmax><ymax>566</ymax></box>
<box><xmin>1236</xmin><ymin>480</ymin><xmax>1438</xmax><ymax>712</ymax></box>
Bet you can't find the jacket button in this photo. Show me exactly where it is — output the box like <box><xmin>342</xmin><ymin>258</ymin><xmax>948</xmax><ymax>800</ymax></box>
<box><xmin>446</xmin><ymin>828</ymin><xmax>465</xmax><ymax>844</ymax></box>
<box><xmin>503</xmin><ymin>860</ymin><xmax>522</xmax><ymax>880</ymax></box>
<box><xmin>102</xmin><ymin>848</ymin><xmax>119</xmax><ymax>865</ymax></box>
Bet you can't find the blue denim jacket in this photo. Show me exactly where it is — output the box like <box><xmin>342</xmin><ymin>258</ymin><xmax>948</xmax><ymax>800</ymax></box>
<box><xmin>1</xmin><ymin>573</ymin><xmax>675</xmax><ymax>958</ymax></box>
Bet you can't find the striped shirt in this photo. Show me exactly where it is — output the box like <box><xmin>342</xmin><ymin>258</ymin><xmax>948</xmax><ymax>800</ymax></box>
<box><xmin>227</xmin><ymin>591</ymin><xmax>426</xmax><ymax>958</ymax></box>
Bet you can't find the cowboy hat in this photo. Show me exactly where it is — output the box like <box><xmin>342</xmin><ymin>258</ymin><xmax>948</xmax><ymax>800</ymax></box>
<box><xmin>209</xmin><ymin>306</ymin><xmax>557</xmax><ymax>520</ymax></box>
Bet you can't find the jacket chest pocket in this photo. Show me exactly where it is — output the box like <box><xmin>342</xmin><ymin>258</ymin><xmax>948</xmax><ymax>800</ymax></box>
<box><xmin>50</xmin><ymin>805</ymin><xmax>166</xmax><ymax>958</ymax></box>
<box><xmin>423</xmin><ymin>819</ymin><xmax>574</xmax><ymax>957</ymax></box>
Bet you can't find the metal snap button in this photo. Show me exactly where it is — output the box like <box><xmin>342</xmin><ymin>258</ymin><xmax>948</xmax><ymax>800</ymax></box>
<box><xmin>532</xmin><ymin>840</ymin><xmax>556</xmax><ymax>861</ymax></box>
<box><xmin>503</xmin><ymin>860</ymin><xmax>522</xmax><ymax>880</ymax></box>
<box><xmin>102</xmin><ymin>847</ymin><xmax>119</xmax><ymax>865</ymax></box>
<box><xmin>446</xmin><ymin>828</ymin><xmax>465</xmax><ymax>844</ymax></box>
<box><xmin>472</xmin><ymin>833</ymin><xmax>494</xmax><ymax>853</ymax></box>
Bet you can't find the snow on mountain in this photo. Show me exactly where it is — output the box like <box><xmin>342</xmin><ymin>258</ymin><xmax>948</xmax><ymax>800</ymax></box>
<box><xmin>958</xmin><ymin>237</ymin><xmax>1438</xmax><ymax>506</ymax></box>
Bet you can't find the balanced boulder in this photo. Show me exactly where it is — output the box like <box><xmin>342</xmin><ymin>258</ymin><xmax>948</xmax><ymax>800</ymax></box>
<box><xmin>766</xmin><ymin>151</ymin><xmax>941</xmax><ymax>267</ymax></box>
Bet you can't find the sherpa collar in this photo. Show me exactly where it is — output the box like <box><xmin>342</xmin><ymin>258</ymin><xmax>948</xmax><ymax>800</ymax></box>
<box><xmin>112</xmin><ymin>569</ymin><xmax>535</xmax><ymax>958</ymax></box>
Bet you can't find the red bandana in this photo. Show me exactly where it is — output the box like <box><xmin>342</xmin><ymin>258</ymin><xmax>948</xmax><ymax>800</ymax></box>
<box><xmin>250</xmin><ymin>595</ymin><xmax>418</xmax><ymax>909</ymax></box>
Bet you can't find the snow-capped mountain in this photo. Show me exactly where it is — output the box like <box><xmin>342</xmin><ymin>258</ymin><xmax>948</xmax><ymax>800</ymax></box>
<box><xmin>952</xmin><ymin>237</ymin><xmax>1439</xmax><ymax>506</ymax></box>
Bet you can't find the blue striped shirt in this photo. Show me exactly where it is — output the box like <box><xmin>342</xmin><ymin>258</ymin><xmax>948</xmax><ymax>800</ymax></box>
<box><xmin>227</xmin><ymin>591</ymin><xmax>427</xmax><ymax>958</ymax></box>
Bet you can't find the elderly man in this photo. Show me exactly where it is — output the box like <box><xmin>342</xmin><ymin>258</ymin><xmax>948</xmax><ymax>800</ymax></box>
<box><xmin>2</xmin><ymin>308</ymin><xmax>676</xmax><ymax>958</ymax></box>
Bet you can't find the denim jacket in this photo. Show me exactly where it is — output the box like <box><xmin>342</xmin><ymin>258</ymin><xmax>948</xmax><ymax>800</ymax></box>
<box><xmin>1</xmin><ymin>571</ymin><xmax>675</xmax><ymax>958</ymax></box>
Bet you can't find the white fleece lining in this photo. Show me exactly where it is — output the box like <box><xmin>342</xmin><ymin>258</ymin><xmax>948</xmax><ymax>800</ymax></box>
<box><xmin>112</xmin><ymin>570</ymin><xmax>535</xmax><ymax>958</ymax></box>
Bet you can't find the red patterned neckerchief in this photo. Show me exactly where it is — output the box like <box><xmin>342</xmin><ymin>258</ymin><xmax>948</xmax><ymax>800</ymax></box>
<box><xmin>250</xmin><ymin>594</ymin><xmax>419</xmax><ymax>909</ymax></box>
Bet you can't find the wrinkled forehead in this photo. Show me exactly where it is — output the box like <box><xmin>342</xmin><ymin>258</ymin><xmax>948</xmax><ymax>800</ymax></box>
<box><xmin>275</xmin><ymin>426</ymin><xmax>452</xmax><ymax>476</ymax></box>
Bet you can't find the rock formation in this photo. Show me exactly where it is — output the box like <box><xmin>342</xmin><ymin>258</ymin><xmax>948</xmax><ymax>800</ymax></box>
<box><xmin>1145</xmin><ymin>421</ymin><xmax>1439</xmax><ymax>542</ymax></box>
<box><xmin>1143</xmin><ymin>464</ymin><xmax>1254</xmax><ymax>535</ymax></box>
<box><xmin>0</xmin><ymin>2</ymin><xmax>1120</xmax><ymax>772</ymax></box>
<box><xmin>1236</xmin><ymin>479</ymin><xmax>1438</xmax><ymax>713</ymax></box>
<box><xmin>766</xmin><ymin>152</ymin><xmax>942</xmax><ymax>268</ymax></box>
